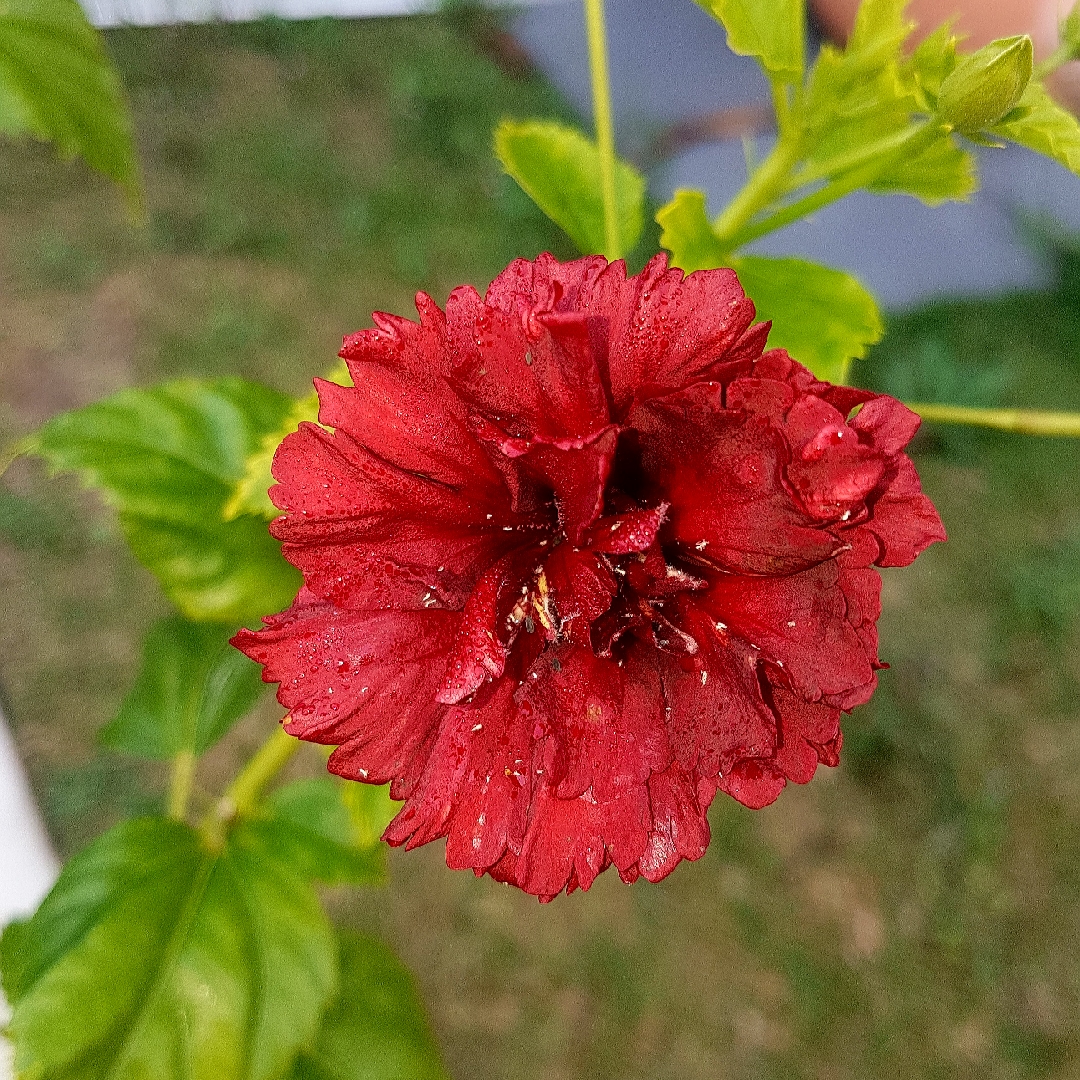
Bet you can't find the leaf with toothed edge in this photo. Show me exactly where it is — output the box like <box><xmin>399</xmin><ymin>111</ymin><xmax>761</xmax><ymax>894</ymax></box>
<box><xmin>24</xmin><ymin>378</ymin><xmax>301</xmax><ymax>623</ymax></box>
<box><xmin>0</xmin><ymin>815</ymin><xmax>336</xmax><ymax>1080</ymax></box>
<box><xmin>495</xmin><ymin>118</ymin><xmax>646</xmax><ymax>258</ymax></box>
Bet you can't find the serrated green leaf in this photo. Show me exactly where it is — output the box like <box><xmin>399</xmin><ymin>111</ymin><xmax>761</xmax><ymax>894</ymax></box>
<box><xmin>804</xmin><ymin>0</ymin><xmax>912</xmax><ymax>138</ymax></box>
<box><xmin>805</xmin><ymin>46</ymin><xmax>911</xmax><ymax>152</ymax></box>
<box><xmin>694</xmin><ymin>0</ymin><xmax>804</xmax><ymax>81</ymax></box>
<box><xmin>849</xmin><ymin>0</ymin><xmax>913</xmax><ymax>57</ymax></box>
<box><xmin>868</xmin><ymin>135</ymin><xmax>976</xmax><ymax>203</ymax></box>
<box><xmin>26</xmin><ymin>378</ymin><xmax>302</xmax><ymax>623</ymax></box>
<box><xmin>732</xmin><ymin>255</ymin><xmax>883</xmax><ymax>384</ymax></box>
<box><xmin>801</xmin><ymin>15</ymin><xmax>973</xmax><ymax>207</ymax></box>
<box><xmin>291</xmin><ymin>932</ymin><xmax>449</xmax><ymax>1080</ymax></box>
<box><xmin>911</xmin><ymin>23</ymin><xmax>958</xmax><ymax>100</ymax></box>
<box><xmin>656</xmin><ymin>188</ymin><xmax>730</xmax><ymax>273</ymax></box>
<box><xmin>803</xmin><ymin>34</ymin><xmax>917</xmax><ymax>180</ymax></box>
<box><xmin>992</xmin><ymin>80</ymin><xmax>1080</xmax><ymax>174</ymax></box>
<box><xmin>251</xmin><ymin>778</ymin><xmax>388</xmax><ymax>887</ymax></box>
<box><xmin>1</xmin><ymin>815</ymin><xmax>336</xmax><ymax>1080</ymax></box>
<box><xmin>494</xmin><ymin>119</ymin><xmax>646</xmax><ymax>259</ymax></box>
<box><xmin>225</xmin><ymin>361</ymin><xmax>351</xmax><ymax>522</ymax></box>
<box><xmin>0</xmin><ymin>0</ymin><xmax>139</xmax><ymax>196</ymax></box>
<box><xmin>100</xmin><ymin>615</ymin><xmax>264</xmax><ymax>760</ymax></box>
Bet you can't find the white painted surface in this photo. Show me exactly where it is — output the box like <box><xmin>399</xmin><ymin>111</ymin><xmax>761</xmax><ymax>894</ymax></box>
<box><xmin>0</xmin><ymin>715</ymin><xmax>57</xmax><ymax>926</ymax></box>
<box><xmin>82</xmin><ymin>0</ymin><xmax>558</xmax><ymax>29</ymax></box>
<box><xmin>84</xmin><ymin>0</ymin><xmax>431</xmax><ymax>27</ymax></box>
<box><xmin>0</xmin><ymin>710</ymin><xmax>59</xmax><ymax>1080</ymax></box>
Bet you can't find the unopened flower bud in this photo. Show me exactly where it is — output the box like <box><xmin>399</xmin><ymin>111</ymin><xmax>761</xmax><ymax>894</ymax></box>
<box><xmin>937</xmin><ymin>35</ymin><xmax>1033</xmax><ymax>133</ymax></box>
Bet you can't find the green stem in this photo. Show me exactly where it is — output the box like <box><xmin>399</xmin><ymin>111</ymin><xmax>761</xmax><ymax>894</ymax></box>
<box><xmin>908</xmin><ymin>403</ymin><xmax>1080</xmax><ymax>437</ymax></box>
<box><xmin>583</xmin><ymin>0</ymin><xmax>619</xmax><ymax>259</ymax></box>
<box><xmin>726</xmin><ymin>120</ymin><xmax>949</xmax><ymax>249</ymax></box>
<box><xmin>201</xmin><ymin>724</ymin><xmax>298</xmax><ymax>848</ymax></box>
<box><xmin>770</xmin><ymin>77</ymin><xmax>791</xmax><ymax>137</ymax></box>
<box><xmin>227</xmin><ymin>724</ymin><xmax>299</xmax><ymax>816</ymax></box>
<box><xmin>167</xmin><ymin>750</ymin><xmax>196</xmax><ymax>822</ymax></box>
<box><xmin>713</xmin><ymin>137</ymin><xmax>801</xmax><ymax>247</ymax></box>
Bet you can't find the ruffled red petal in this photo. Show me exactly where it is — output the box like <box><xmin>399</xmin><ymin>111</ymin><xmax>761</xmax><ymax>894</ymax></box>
<box><xmin>232</xmin><ymin>591</ymin><xmax>455</xmax><ymax>795</ymax></box>
<box><xmin>866</xmin><ymin>456</ymin><xmax>948</xmax><ymax>567</ymax></box>
<box><xmin>632</xmin><ymin>384</ymin><xmax>842</xmax><ymax>574</ymax></box>
<box><xmin>703</xmin><ymin>556</ymin><xmax>880</xmax><ymax>707</ymax></box>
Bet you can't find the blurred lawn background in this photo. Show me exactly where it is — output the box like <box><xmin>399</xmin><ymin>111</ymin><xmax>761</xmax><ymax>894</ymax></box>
<box><xmin>1</xmin><ymin>9</ymin><xmax>1079</xmax><ymax>1079</ymax></box>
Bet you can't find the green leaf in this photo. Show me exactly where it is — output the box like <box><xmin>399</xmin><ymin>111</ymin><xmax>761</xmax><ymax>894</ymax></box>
<box><xmin>291</xmin><ymin>932</ymin><xmax>449</xmax><ymax>1080</ymax></box>
<box><xmin>848</xmin><ymin>0</ymin><xmax>913</xmax><ymax>57</ymax></box>
<box><xmin>226</xmin><ymin>361</ymin><xmax>351</xmax><ymax>522</ymax></box>
<box><xmin>653</xmin><ymin>198</ymin><xmax>882</xmax><ymax>384</ymax></box>
<box><xmin>251</xmin><ymin>778</ymin><xmax>388</xmax><ymax>887</ymax></box>
<box><xmin>868</xmin><ymin>135</ymin><xmax>976</xmax><ymax>203</ymax></box>
<box><xmin>26</xmin><ymin>378</ymin><xmax>302</xmax><ymax>624</ymax></box>
<box><xmin>804</xmin><ymin>46</ymin><xmax>911</xmax><ymax>158</ymax></box>
<box><xmin>1</xmin><ymin>816</ymin><xmax>337</xmax><ymax>1080</ymax></box>
<box><xmin>911</xmin><ymin>23</ymin><xmax>959</xmax><ymax>102</ymax></box>
<box><xmin>0</xmin><ymin>918</ymin><xmax>32</xmax><ymax>1003</ymax></box>
<box><xmin>992</xmin><ymin>80</ymin><xmax>1080</xmax><ymax>175</ymax></box>
<box><xmin>0</xmin><ymin>0</ymin><xmax>139</xmax><ymax>196</ymax></box>
<box><xmin>0</xmin><ymin>74</ymin><xmax>33</xmax><ymax>135</ymax></box>
<box><xmin>1063</xmin><ymin>2</ymin><xmax>1080</xmax><ymax>60</ymax></box>
<box><xmin>341</xmin><ymin>779</ymin><xmax>398</xmax><ymax>851</ymax></box>
<box><xmin>731</xmin><ymin>256</ymin><xmax>883</xmax><ymax>384</ymax></box>
<box><xmin>494</xmin><ymin>118</ymin><xmax>646</xmax><ymax>258</ymax></box>
<box><xmin>801</xmin><ymin>17</ymin><xmax>974</xmax><ymax>207</ymax></box>
<box><xmin>802</xmin><ymin>15</ymin><xmax>917</xmax><ymax>177</ymax></box>
<box><xmin>225</xmin><ymin>391</ymin><xmax>318</xmax><ymax>521</ymax></box>
<box><xmin>803</xmin><ymin>0</ymin><xmax>912</xmax><ymax>144</ymax></box>
<box><xmin>694</xmin><ymin>0</ymin><xmax>804</xmax><ymax>81</ymax></box>
<box><xmin>100</xmin><ymin>615</ymin><xmax>264</xmax><ymax>760</ymax></box>
<box><xmin>656</xmin><ymin>188</ymin><xmax>730</xmax><ymax>273</ymax></box>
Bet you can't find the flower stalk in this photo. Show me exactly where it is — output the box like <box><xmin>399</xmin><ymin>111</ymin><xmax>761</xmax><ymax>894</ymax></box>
<box><xmin>712</xmin><ymin>136</ymin><xmax>801</xmax><ymax>248</ymax></box>
<box><xmin>719</xmin><ymin>120</ymin><xmax>950</xmax><ymax>250</ymax></box>
<box><xmin>226</xmin><ymin>724</ymin><xmax>299</xmax><ymax>816</ymax></box>
<box><xmin>167</xmin><ymin>749</ymin><xmax>196</xmax><ymax>822</ymax></box>
<box><xmin>909</xmin><ymin>403</ymin><xmax>1080</xmax><ymax>437</ymax></box>
<box><xmin>583</xmin><ymin>0</ymin><xmax>619</xmax><ymax>259</ymax></box>
<box><xmin>201</xmin><ymin>724</ymin><xmax>298</xmax><ymax>849</ymax></box>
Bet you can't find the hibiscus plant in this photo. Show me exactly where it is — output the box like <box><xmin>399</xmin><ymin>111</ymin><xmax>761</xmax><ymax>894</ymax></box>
<box><xmin>3</xmin><ymin>0</ymin><xmax>1080</xmax><ymax>1077</ymax></box>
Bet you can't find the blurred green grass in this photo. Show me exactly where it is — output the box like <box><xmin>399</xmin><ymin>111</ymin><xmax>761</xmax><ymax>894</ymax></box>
<box><xmin>1</xmin><ymin>10</ymin><xmax>1078</xmax><ymax>1080</ymax></box>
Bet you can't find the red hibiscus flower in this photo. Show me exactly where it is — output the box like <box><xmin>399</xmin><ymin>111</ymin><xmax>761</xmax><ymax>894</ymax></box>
<box><xmin>234</xmin><ymin>253</ymin><xmax>945</xmax><ymax>900</ymax></box>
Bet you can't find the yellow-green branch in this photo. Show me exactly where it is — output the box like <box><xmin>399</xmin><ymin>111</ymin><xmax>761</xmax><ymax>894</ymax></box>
<box><xmin>583</xmin><ymin>0</ymin><xmax>619</xmax><ymax>259</ymax></box>
<box><xmin>909</xmin><ymin>403</ymin><xmax>1080</xmax><ymax>437</ymax></box>
<box><xmin>167</xmin><ymin>750</ymin><xmax>196</xmax><ymax>822</ymax></box>
<box><xmin>226</xmin><ymin>724</ymin><xmax>299</xmax><ymax>816</ymax></box>
<box><xmin>201</xmin><ymin>724</ymin><xmax>299</xmax><ymax>849</ymax></box>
